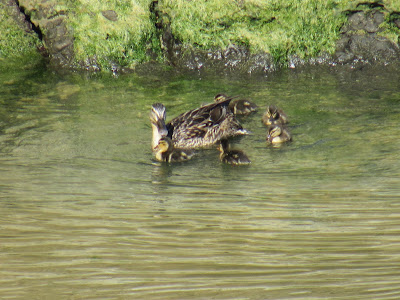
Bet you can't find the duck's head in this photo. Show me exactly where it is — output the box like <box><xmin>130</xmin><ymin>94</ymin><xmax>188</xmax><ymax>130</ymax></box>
<box><xmin>214</xmin><ymin>93</ymin><xmax>229</xmax><ymax>102</ymax></box>
<box><xmin>150</xmin><ymin>103</ymin><xmax>167</xmax><ymax>128</ymax></box>
<box><xmin>267</xmin><ymin>125</ymin><xmax>283</xmax><ymax>140</ymax></box>
<box><xmin>150</xmin><ymin>103</ymin><xmax>168</xmax><ymax>150</ymax></box>
<box><xmin>264</xmin><ymin>105</ymin><xmax>281</xmax><ymax>124</ymax></box>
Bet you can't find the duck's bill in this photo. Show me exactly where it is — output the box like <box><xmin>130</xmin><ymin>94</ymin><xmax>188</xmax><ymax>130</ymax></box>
<box><xmin>158</xmin><ymin>126</ymin><xmax>168</xmax><ymax>137</ymax></box>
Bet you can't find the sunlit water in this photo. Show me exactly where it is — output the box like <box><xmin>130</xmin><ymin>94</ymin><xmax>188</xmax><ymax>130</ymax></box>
<box><xmin>1</xmin><ymin>62</ymin><xmax>400</xmax><ymax>299</ymax></box>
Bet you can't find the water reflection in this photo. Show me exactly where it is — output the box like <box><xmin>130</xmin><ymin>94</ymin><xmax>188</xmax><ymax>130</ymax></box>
<box><xmin>1</xmin><ymin>63</ymin><xmax>400</xmax><ymax>299</ymax></box>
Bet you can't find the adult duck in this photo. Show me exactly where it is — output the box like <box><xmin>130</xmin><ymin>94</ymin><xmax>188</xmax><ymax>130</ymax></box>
<box><xmin>150</xmin><ymin>98</ymin><xmax>249</xmax><ymax>149</ymax></box>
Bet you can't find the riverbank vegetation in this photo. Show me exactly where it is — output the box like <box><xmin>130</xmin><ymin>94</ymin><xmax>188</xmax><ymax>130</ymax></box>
<box><xmin>1</xmin><ymin>0</ymin><xmax>399</xmax><ymax>71</ymax></box>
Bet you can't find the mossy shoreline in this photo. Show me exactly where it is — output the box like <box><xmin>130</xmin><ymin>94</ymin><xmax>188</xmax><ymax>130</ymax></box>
<box><xmin>2</xmin><ymin>0</ymin><xmax>400</xmax><ymax>73</ymax></box>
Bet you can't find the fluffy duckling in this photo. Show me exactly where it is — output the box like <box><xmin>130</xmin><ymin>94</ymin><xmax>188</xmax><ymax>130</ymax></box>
<box><xmin>214</xmin><ymin>93</ymin><xmax>258</xmax><ymax>115</ymax></box>
<box><xmin>154</xmin><ymin>137</ymin><xmax>195</xmax><ymax>163</ymax></box>
<box><xmin>150</xmin><ymin>100</ymin><xmax>248</xmax><ymax>150</ymax></box>
<box><xmin>218</xmin><ymin>139</ymin><xmax>251</xmax><ymax>165</ymax></box>
<box><xmin>266</xmin><ymin>125</ymin><xmax>292</xmax><ymax>144</ymax></box>
<box><xmin>262</xmin><ymin>105</ymin><xmax>288</xmax><ymax>126</ymax></box>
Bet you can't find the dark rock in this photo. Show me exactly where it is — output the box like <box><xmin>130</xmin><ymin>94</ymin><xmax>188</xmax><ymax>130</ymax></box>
<box><xmin>346</xmin><ymin>11</ymin><xmax>384</xmax><ymax>33</ymax></box>
<box><xmin>394</xmin><ymin>18</ymin><xmax>400</xmax><ymax>29</ymax></box>
<box><xmin>373</xmin><ymin>11</ymin><xmax>384</xmax><ymax>26</ymax></box>
<box><xmin>102</xmin><ymin>10</ymin><xmax>118</xmax><ymax>22</ymax></box>
<box><xmin>161</xmin><ymin>42</ymin><xmax>275</xmax><ymax>75</ymax></box>
<box><xmin>365</xmin><ymin>11</ymin><xmax>384</xmax><ymax>33</ymax></box>
<box><xmin>347</xmin><ymin>12</ymin><xmax>367</xmax><ymax>31</ymax></box>
<box><xmin>335</xmin><ymin>9</ymin><xmax>400</xmax><ymax>65</ymax></box>
<box><xmin>335</xmin><ymin>33</ymin><xmax>400</xmax><ymax>63</ymax></box>
<box><xmin>41</xmin><ymin>16</ymin><xmax>74</xmax><ymax>67</ymax></box>
<box><xmin>6</xmin><ymin>0</ymin><xmax>35</xmax><ymax>34</ymax></box>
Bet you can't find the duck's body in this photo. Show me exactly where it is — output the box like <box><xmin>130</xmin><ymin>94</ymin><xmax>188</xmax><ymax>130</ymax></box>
<box><xmin>218</xmin><ymin>139</ymin><xmax>251</xmax><ymax>165</ymax></box>
<box><xmin>154</xmin><ymin>137</ymin><xmax>195</xmax><ymax>163</ymax></box>
<box><xmin>266</xmin><ymin>124</ymin><xmax>292</xmax><ymax>144</ymax></box>
<box><xmin>262</xmin><ymin>105</ymin><xmax>288</xmax><ymax>126</ymax></box>
<box><xmin>150</xmin><ymin>98</ymin><xmax>248</xmax><ymax>150</ymax></box>
<box><xmin>215</xmin><ymin>93</ymin><xmax>258</xmax><ymax>115</ymax></box>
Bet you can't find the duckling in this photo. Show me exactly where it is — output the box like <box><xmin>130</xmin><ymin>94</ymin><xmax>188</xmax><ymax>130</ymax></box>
<box><xmin>150</xmin><ymin>99</ymin><xmax>248</xmax><ymax>150</ymax></box>
<box><xmin>154</xmin><ymin>137</ymin><xmax>195</xmax><ymax>163</ymax></box>
<box><xmin>262</xmin><ymin>105</ymin><xmax>288</xmax><ymax>126</ymax></box>
<box><xmin>218</xmin><ymin>139</ymin><xmax>251</xmax><ymax>165</ymax></box>
<box><xmin>266</xmin><ymin>124</ymin><xmax>292</xmax><ymax>144</ymax></box>
<box><xmin>214</xmin><ymin>93</ymin><xmax>258</xmax><ymax>115</ymax></box>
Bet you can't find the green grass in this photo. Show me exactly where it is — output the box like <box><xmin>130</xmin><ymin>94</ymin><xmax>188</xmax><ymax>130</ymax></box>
<box><xmin>0</xmin><ymin>2</ymin><xmax>42</xmax><ymax>60</ymax></box>
<box><xmin>61</xmin><ymin>0</ymin><xmax>158</xmax><ymax>69</ymax></box>
<box><xmin>159</xmin><ymin>0</ymin><xmax>348</xmax><ymax>64</ymax></box>
<box><xmin>2</xmin><ymin>0</ymin><xmax>399</xmax><ymax>70</ymax></box>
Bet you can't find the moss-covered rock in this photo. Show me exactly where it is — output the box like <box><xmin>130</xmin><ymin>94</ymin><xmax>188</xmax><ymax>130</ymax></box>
<box><xmin>336</xmin><ymin>8</ymin><xmax>400</xmax><ymax>64</ymax></box>
<box><xmin>0</xmin><ymin>0</ymin><xmax>42</xmax><ymax>62</ymax></box>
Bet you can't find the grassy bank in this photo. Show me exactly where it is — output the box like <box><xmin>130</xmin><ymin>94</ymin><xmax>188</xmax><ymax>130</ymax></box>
<box><xmin>2</xmin><ymin>0</ymin><xmax>400</xmax><ymax>70</ymax></box>
<box><xmin>0</xmin><ymin>2</ymin><xmax>42</xmax><ymax>62</ymax></box>
<box><xmin>59</xmin><ymin>0</ymin><xmax>158</xmax><ymax>68</ymax></box>
<box><xmin>159</xmin><ymin>0</ymin><xmax>347</xmax><ymax>63</ymax></box>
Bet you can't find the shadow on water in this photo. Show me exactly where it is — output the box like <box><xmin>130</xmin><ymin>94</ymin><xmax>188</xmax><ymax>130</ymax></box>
<box><xmin>1</xmin><ymin>62</ymin><xmax>400</xmax><ymax>299</ymax></box>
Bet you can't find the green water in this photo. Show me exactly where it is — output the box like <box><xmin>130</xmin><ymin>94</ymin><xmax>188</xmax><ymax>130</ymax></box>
<box><xmin>1</xmin><ymin>62</ymin><xmax>400</xmax><ymax>299</ymax></box>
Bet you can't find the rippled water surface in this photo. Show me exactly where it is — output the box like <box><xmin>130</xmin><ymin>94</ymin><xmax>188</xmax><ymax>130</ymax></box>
<box><xmin>1</xmin><ymin>62</ymin><xmax>400</xmax><ymax>299</ymax></box>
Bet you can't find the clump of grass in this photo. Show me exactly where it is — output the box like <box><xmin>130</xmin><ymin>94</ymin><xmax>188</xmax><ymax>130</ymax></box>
<box><xmin>0</xmin><ymin>2</ymin><xmax>42</xmax><ymax>60</ymax></box>
<box><xmin>159</xmin><ymin>0</ymin><xmax>348</xmax><ymax>64</ymax></box>
<box><xmin>61</xmin><ymin>0</ymin><xmax>159</xmax><ymax>69</ymax></box>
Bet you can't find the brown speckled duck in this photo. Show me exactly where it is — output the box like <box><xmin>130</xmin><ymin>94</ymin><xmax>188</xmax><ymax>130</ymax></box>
<box><xmin>150</xmin><ymin>98</ymin><xmax>249</xmax><ymax>150</ymax></box>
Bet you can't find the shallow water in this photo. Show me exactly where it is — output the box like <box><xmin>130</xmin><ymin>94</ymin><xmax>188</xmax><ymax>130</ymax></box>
<box><xmin>1</xmin><ymin>62</ymin><xmax>400</xmax><ymax>299</ymax></box>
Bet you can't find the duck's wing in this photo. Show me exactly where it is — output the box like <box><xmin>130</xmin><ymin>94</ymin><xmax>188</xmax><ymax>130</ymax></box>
<box><xmin>169</xmin><ymin>97</ymin><xmax>233</xmax><ymax>124</ymax></box>
<box><xmin>166</xmin><ymin>97</ymin><xmax>234</xmax><ymax>134</ymax></box>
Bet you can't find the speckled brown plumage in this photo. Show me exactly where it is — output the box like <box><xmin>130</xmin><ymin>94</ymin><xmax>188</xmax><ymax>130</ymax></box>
<box><xmin>151</xmin><ymin>97</ymin><xmax>249</xmax><ymax>149</ymax></box>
